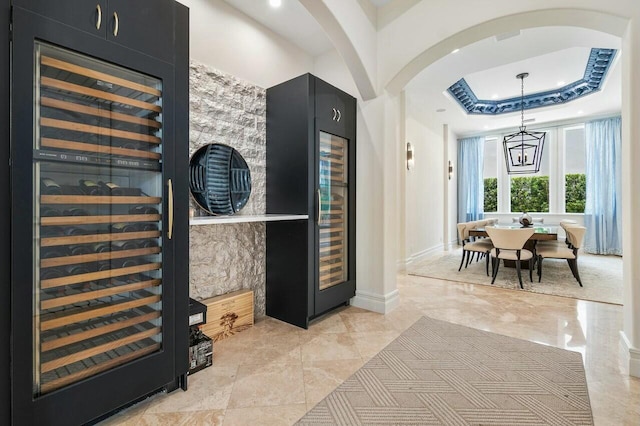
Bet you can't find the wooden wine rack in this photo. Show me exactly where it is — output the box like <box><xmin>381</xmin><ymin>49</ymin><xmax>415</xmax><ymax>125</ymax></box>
<box><xmin>33</xmin><ymin>45</ymin><xmax>165</xmax><ymax>394</ymax></box>
<box><xmin>318</xmin><ymin>135</ymin><xmax>348</xmax><ymax>291</ymax></box>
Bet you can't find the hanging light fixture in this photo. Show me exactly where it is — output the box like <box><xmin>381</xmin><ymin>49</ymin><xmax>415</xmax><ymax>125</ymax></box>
<box><xmin>502</xmin><ymin>73</ymin><xmax>545</xmax><ymax>174</ymax></box>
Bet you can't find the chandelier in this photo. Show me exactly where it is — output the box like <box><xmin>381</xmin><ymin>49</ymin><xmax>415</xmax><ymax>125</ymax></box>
<box><xmin>502</xmin><ymin>73</ymin><xmax>546</xmax><ymax>174</ymax></box>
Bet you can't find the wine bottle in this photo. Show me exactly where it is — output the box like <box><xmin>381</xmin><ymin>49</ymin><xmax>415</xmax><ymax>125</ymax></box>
<box><xmin>41</xmin><ymin>246</ymin><xmax>71</xmax><ymax>259</ymax></box>
<box><xmin>63</xmin><ymin>208</ymin><xmax>89</xmax><ymax>216</ymax></box>
<box><xmin>112</xmin><ymin>258</ymin><xmax>139</xmax><ymax>269</ymax></box>
<box><xmin>65</xmin><ymin>265</ymin><xmax>91</xmax><ymax>276</ymax></box>
<box><xmin>111</xmin><ymin>240</ymin><xmax>139</xmax><ymax>250</ymax></box>
<box><xmin>64</xmin><ymin>226</ymin><xmax>88</xmax><ymax>236</ymax></box>
<box><xmin>129</xmin><ymin>206</ymin><xmax>159</xmax><ymax>215</ymax></box>
<box><xmin>139</xmin><ymin>239</ymin><xmax>159</xmax><ymax>248</ymax></box>
<box><xmin>93</xmin><ymin>242</ymin><xmax>112</xmax><ymax>253</ymax></box>
<box><xmin>40</xmin><ymin>267</ymin><xmax>64</xmax><ymax>280</ymax></box>
<box><xmin>138</xmin><ymin>223</ymin><xmax>158</xmax><ymax>231</ymax></box>
<box><xmin>79</xmin><ymin>179</ymin><xmax>107</xmax><ymax>196</ymax></box>
<box><xmin>68</xmin><ymin>245</ymin><xmax>92</xmax><ymax>256</ymax></box>
<box><xmin>99</xmin><ymin>181</ymin><xmax>141</xmax><ymax>196</ymax></box>
<box><xmin>110</xmin><ymin>223</ymin><xmax>139</xmax><ymax>233</ymax></box>
<box><xmin>41</xmin><ymin>206</ymin><xmax>61</xmax><ymax>217</ymax></box>
<box><xmin>41</xmin><ymin>177</ymin><xmax>62</xmax><ymax>195</ymax></box>
<box><xmin>41</xmin><ymin>226</ymin><xmax>64</xmax><ymax>237</ymax></box>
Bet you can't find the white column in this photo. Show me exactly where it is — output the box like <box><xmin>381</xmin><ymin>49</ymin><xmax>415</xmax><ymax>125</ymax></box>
<box><xmin>621</xmin><ymin>15</ymin><xmax>640</xmax><ymax>378</ymax></box>
<box><xmin>351</xmin><ymin>93</ymin><xmax>400</xmax><ymax>313</ymax></box>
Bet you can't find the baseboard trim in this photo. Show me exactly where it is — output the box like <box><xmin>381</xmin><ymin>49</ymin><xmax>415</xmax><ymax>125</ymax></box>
<box><xmin>351</xmin><ymin>289</ymin><xmax>400</xmax><ymax>314</ymax></box>
<box><xmin>619</xmin><ymin>331</ymin><xmax>640</xmax><ymax>378</ymax></box>
<box><xmin>404</xmin><ymin>244</ymin><xmax>445</xmax><ymax>267</ymax></box>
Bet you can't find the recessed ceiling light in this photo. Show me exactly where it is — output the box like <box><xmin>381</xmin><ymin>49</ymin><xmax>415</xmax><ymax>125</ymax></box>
<box><xmin>269</xmin><ymin>0</ymin><xmax>282</xmax><ymax>8</ymax></box>
<box><xmin>491</xmin><ymin>94</ymin><xmax>499</xmax><ymax>99</ymax></box>
<box><xmin>557</xmin><ymin>81</ymin><xmax>566</xmax><ymax>86</ymax></box>
<box><xmin>436</xmin><ymin>108</ymin><xmax>446</xmax><ymax>112</ymax></box>
<box><xmin>451</xmin><ymin>48</ymin><xmax>460</xmax><ymax>54</ymax></box>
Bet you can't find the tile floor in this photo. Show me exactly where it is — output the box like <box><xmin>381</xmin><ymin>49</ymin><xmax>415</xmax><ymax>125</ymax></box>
<box><xmin>102</xmin><ymin>274</ymin><xmax>640</xmax><ymax>425</ymax></box>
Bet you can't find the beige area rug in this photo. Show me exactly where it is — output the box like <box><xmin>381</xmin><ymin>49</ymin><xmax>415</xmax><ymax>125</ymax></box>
<box><xmin>297</xmin><ymin>316</ymin><xmax>593</xmax><ymax>426</ymax></box>
<box><xmin>407</xmin><ymin>249</ymin><xmax>622</xmax><ymax>305</ymax></box>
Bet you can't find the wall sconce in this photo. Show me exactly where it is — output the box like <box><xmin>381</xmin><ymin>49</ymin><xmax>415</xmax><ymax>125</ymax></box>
<box><xmin>448</xmin><ymin>160</ymin><xmax>453</xmax><ymax>180</ymax></box>
<box><xmin>406</xmin><ymin>142</ymin><xmax>414</xmax><ymax>170</ymax></box>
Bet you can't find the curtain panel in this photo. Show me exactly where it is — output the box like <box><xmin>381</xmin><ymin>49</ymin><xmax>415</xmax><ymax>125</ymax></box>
<box><xmin>584</xmin><ymin>116</ymin><xmax>622</xmax><ymax>255</ymax></box>
<box><xmin>457</xmin><ymin>136</ymin><xmax>485</xmax><ymax>223</ymax></box>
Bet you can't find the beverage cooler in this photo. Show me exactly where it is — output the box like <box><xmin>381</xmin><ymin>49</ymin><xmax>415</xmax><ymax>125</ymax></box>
<box><xmin>266</xmin><ymin>74</ymin><xmax>356</xmax><ymax>329</ymax></box>
<box><xmin>4</xmin><ymin>1</ymin><xmax>190</xmax><ymax>424</ymax></box>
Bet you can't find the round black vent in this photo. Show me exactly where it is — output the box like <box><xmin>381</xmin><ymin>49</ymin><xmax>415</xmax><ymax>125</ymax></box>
<box><xmin>189</xmin><ymin>143</ymin><xmax>252</xmax><ymax>215</ymax></box>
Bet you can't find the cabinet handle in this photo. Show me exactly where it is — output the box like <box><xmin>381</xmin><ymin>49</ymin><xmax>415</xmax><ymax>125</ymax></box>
<box><xmin>336</xmin><ymin>109</ymin><xmax>341</xmax><ymax>122</ymax></box>
<box><xmin>96</xmin><ymin>4</ymin><xmax>102</xmax><ymax>30</ymax></box>
<box><xmin>317</xmin><ymin>189</ymin><xmax>321</xmax><ymax>224</ymax></box>
<box><xmin>167</xmin><ymin>179</ymin><xmax>174</xmax><ymax>240</ymax></box>
<box><xmin>113</xmin><ymin>11</ymin><xmax>119</xmax><ymax>37</ymax></box>
<box><xmin>332</xmin><ymin>108</ymin><xmax>337</xmax><ymax>121</ymax></box>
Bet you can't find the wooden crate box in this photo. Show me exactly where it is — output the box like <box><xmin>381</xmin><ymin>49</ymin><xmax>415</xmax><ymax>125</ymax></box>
<box><xmin>200</xmin><ymin>289</ymin><xmax>254</xmax><ymax>341</ymax></box>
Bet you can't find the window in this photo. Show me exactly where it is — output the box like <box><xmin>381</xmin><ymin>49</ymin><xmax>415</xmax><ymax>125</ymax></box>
<box><xmin>509</xmin><ymin>137</ymin><xmax>550</xmax><ymax>213</ymax></box>
<box><xmin>483</xmin><ymin>138</ymin><xmax>497</xmax><ymax>212</ymax></box>
<box><xmin>564</xmin><ymin>127</ymin><xmax>586</xmax><ymax>213</ymax></box>
<box><xmin>480</xmin><ymin>121</ymin><xmax>589</xmax><ymax>214</ymax></box>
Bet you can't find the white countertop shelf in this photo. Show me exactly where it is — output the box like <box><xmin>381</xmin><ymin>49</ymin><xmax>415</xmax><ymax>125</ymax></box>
<box><xmin>189</xmin><ymin>214</ymin><xmax>308</xmax><ymax>225</ymax></box>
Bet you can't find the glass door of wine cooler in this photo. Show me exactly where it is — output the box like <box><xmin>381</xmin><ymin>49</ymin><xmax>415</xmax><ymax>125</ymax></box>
<box><xmin>318</xmin><ymin>132</ymin><xmax>348</xmax><ymax>291</ymax></box>
<box><xmin>32</xmin><ymin>42</ymin><xmax>165</xmax><ymax>396</ymax></box>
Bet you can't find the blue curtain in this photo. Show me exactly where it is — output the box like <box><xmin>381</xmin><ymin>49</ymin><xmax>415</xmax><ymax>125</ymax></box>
<box><xmin>457</xmin><ymin>136</ymin><xmax>485</xmax><ymax>223</ymax></box>
<box><xmin>584</xmin><ymin>116</ymin><xmax>622</xmax><ymax>255</ymax></box>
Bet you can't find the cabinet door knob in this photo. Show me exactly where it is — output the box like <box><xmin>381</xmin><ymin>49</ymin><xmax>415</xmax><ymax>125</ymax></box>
<box><xmin>113</xmin><ymin>11</ymin><xmax>119</xmax><ymax>37</ymax></box>
<box><xmin>332</xmin><ymin>108</ymin><xmax>337</xmax><ymax>121</ymax></box>
<box><xmin>96</xmin><ymin>4</ymin><xmax>102</xmax><ymax>30</ymax></box>
<box><xmin>336</xmin><ymin>109</ymin><xmax>341</xmax><ymax>122</ymax></box>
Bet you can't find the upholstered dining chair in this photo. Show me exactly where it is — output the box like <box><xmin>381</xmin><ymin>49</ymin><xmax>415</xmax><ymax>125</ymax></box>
<box><xmin>457</xmin><ymin>223</ymin><xmax>493</xmax><ymax>276</ymax></box>
<box><xmin>536</xmin><ymin>225</ymin><xmax>587</xmax><ymax>286</ymax></box>
<box><xmin>485</xmin><ymin>226</ymin><xmax>535</xmax><ymax>289</ymax></box>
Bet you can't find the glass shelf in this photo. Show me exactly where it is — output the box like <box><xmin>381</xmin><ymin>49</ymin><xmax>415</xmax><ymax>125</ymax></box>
<box><xmin>189</xmin><ymin>214</ymin><xmax>308</xmax><ymax>225</ymax></box>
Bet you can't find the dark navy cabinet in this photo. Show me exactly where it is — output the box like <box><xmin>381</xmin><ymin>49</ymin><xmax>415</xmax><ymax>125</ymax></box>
<box><xmin>266</xmin><ymin>74</ymin><xmax>356</xmax><ymax>329</ymax></box>
<box><xmin>3</xmin><ymin>1</ymin><xmax>189</xmax><ymax>424</ymax></box>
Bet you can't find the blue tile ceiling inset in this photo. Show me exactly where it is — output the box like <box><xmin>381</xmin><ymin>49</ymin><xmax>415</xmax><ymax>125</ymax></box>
<box><xmin>447</xmin><ymin>48</ymin><xmax>617</xmax><ymax>115</ymax></box>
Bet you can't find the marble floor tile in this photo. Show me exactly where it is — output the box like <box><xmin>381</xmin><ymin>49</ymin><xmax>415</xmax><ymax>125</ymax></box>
<box><xmin>222</xmin><ymin>404</ymin><xmax>308</xmax><ymax>426</ymax></box>
<box><xmin>100</xmin><ymin>272</ymin><xmax>640</xmax><ymax>425</ymax></box>
<box><xmin>144</xmin><ymin>366</ymin><xmax>237</xmax><ymax>413</ymax></box>
<box><xmin>227</xmin><ymin>363</ymin><xmax>306</xmax><ymax>408</ymax></box>
<box><xmin>299</xmin><ymin>332</ymin><xmax>362</xmax><ymax>363</ymax></box>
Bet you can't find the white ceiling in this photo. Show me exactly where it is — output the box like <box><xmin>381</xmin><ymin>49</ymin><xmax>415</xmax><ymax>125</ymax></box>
<box><xmin>222</xmin><ymin>2</ymin><xmax>622</xmax><ymax>136</ymax></box>
<box><xmin>223</xmin><ymin>0</ymin><xmax>334</xmax><ymax>56</ymax></box>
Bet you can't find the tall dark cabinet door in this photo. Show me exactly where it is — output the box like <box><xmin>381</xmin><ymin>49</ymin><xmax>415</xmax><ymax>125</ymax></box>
<box><xmin>12</xmin><ymin>0</ymin><xmax>107</xmax><ymax>37</ymax></box>
<box><xmin>313</xmin><ymin>79</ymin><xmax>356</xmax><ymax>316</ymax></box>
<box><xmin>10</xmin><ymin>8</ymin><xmax>180</xmax><ymax>425</ymax></box>
<box><xmin>106</xmin><ymin>0</ymin><xmax>175</xmax><ymax>63</ymax></box>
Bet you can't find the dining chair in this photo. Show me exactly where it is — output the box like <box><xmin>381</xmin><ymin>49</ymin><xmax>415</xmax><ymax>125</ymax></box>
<box><xmin>457</xmin><ymin>222</ymin><xmax>493</xmax><ymax>276</ymax></box>
<box><xmin>536</xmin><ymin>225</ymin><xmax>587</xmax><ymax>286</ymax></box>
<box><xmin>485</xmin><ymin>226</ymin><xmax>535</xmax><ymax>288</ymax></box>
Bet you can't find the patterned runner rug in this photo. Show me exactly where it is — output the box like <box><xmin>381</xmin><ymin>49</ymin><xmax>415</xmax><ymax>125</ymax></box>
<box><xmin>407</xmin><ymin>249</ymin><xmax>622</xmax><ymax>305</ymax></box>
<box><xmin>296</xmin><ymin>316</ymin><xmax>593</xmax><ymax>426</ymax></box>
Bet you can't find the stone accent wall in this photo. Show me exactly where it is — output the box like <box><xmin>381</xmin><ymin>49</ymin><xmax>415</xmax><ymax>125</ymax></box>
<box><xmin>188</xmin><ymin>60</ymin><xmax>267</xmax><ymax>316</ymax></box>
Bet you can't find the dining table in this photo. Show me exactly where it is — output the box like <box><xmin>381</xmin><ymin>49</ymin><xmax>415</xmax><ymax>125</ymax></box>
<box><xmin>469</xmin><ymin>224</ymin><xmax>559</xmax><ymax>268</ymax></box>
<box><xmin>469</xmin><ymin>224</ymin><xmax>558</xmax><ymax>241</ymax></box>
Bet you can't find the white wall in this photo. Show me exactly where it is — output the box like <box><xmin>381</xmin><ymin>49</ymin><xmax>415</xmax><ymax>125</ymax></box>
<box><xmin>403</xmin><ymin>92</ymin><xmax>445</xmax><ymax>265</ymax></box>
<box><xmin>180</xmin><ymin>0</ymin><xmax>394</xmax><ymax>313</ymax></box>
<box><xmin>178</xmin><ymin>0</ymin><xmax>313</xmax><ymax>88</ymax></box>
<box><xmin>447</xmin><ymin>125</ymin><xmax>458</xmax><ymax>246</ymax></box>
